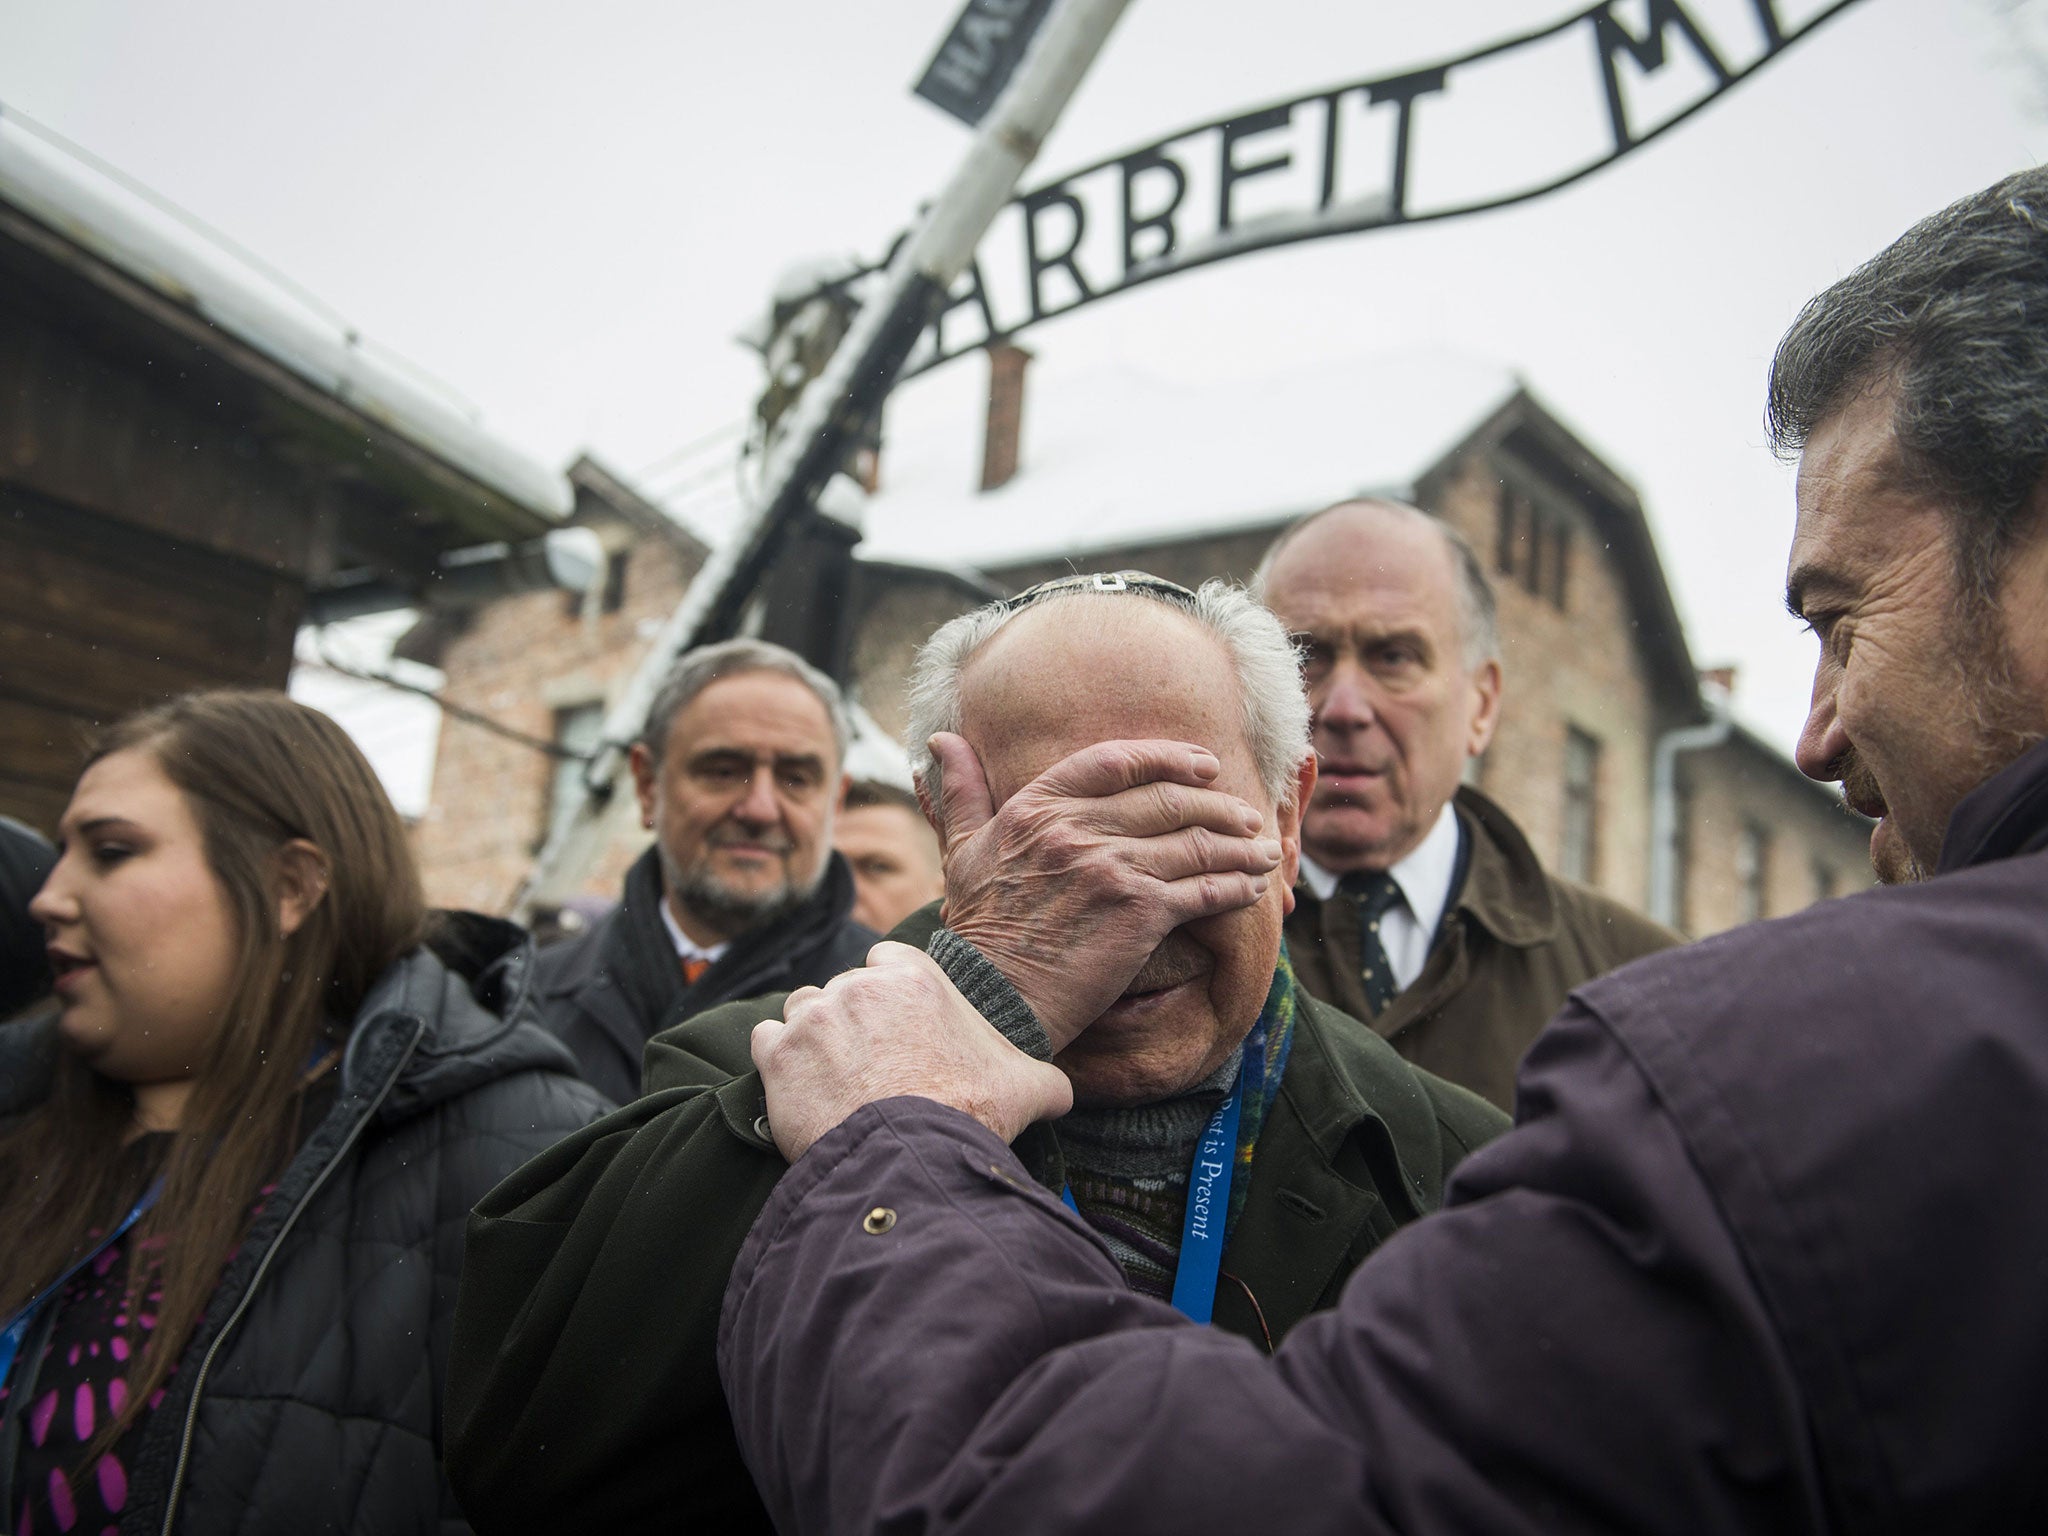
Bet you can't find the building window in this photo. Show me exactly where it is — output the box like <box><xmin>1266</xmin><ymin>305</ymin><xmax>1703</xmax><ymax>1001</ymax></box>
<box><xmin>1495</xmin><ymin>486</ymin><xmax>1526</xmax><ymax>580</ymax></box>
<box><xmin>563</xmin><ymin>549</ymin><xmax>631</xmax><ymax>618</ymax></box>
<box><xmin>542</xmin><ymin>701</ymin><xmax>606</xmax><ymax>849</ymax></box>
<box><xmin>1737</xmin><ymin>821</ymin><xmax>1772</xmax><ymax>924</ymax></box>
<box><xmin>1494</xmin><ymin>484</ymin><xmax>1571</xmax><ymax>613</ymax></box>
<box><xmin>1561</xmin><ymin>727</ymin><xmax>1601</xmax><ymax>883</ymax></box>
<box><xmin>1812</xmin><ymin>857</ymin><xmax>1838</xmax><ymax>904</ymax></box>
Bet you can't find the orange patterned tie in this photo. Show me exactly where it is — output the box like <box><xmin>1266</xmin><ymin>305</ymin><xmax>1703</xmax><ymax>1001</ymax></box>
<box><xmin>680</xmin><ymin>957</ymin><xmax>711</xmax><ymax>986</ymax></box>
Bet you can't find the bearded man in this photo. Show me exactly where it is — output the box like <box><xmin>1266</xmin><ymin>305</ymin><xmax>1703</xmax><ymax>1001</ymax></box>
<box><xmin>531</xmin><ymin>638</ymin><xmax>876</xmax><ymax>1103</ymax></box>
<box><xmin>447</xmin><ymin>573</ymin><xmax>1506</xmax><ymax>1534</ymax></box>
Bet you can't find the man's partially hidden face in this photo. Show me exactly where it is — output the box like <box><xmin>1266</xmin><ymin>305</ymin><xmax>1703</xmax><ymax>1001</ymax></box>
<box><xmin>1260</xmin><ymin>503</ymin><xmax>1501</xmax><ymax>875</ymax></box>
<box><xmin>836</xmin><ymin>801</ymin><xmax>944</xmax><ymax>936</ymax></box>
<box><xmin>958</xmin><ymin>598</ymin><xmax>1308</xmax><ymax>1108</ymax></box>
<box><xmin>1789</xmin><ymin>382</ymin><xmax>2048</xmax><ymax>883</ymax></box>
<box><xmin>631</xmin><ymin>671</ymin><xmax>847</xmax><ymax>945</ymax></box>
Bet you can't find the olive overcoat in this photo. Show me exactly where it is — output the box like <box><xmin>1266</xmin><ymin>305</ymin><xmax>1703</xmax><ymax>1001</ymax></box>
<box><xmin>1287</xmin><ymin>785</ymin><xmax>1678</xmax><ymax>1110</ymax></box>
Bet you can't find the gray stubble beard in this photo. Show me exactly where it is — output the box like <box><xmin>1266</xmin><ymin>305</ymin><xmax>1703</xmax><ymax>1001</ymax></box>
<box><xmin>657</xmin><ymin>837</ymin><xmax>831</xmax><ymax>940</ymax></box>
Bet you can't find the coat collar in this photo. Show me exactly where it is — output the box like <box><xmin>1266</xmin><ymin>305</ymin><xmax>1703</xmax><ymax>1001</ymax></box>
<box><xmin>1267</xmin><ymin>991</ymin><xmax>1446</xmax><ymax>1198</ymax></box>
<box><xmin>1435</xmin><ymin>786</ymin><xmax>1559</xmax><ymax>949</ymax></box>
<box><xmin>582</xmin><ymin>846</ymin><xmax>687</xmax><ymax>1027</ymax></box>
<box><xmin>570</xmin><ymin>845</ymin><xmax>866</xmax><ymax>1017</ymax></box>
<box><xmin>1291</xmin><ymin>787</ymin><xmax>1559</xmax><ymax>951</ymax></box>
<box><xmin>1938</xmin><ymin>735</ymin><xmax>2048</xmax><ymax>874</ymax></box>
<box><xmin>1212</xmin><ymin>993</ymin><xmax>1440</xmax><ymax>1343</ymax></box>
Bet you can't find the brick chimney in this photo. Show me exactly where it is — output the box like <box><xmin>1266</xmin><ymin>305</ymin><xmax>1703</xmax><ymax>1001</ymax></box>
<box><xmin>979</xmin><ymin>341</ymin><xmax>1032</xmax><ymax>492</ymax></box>
<box><xmin>849</xmin><ymin>442</ymin><xmax>882</xmax><ymax>495</ymax></box>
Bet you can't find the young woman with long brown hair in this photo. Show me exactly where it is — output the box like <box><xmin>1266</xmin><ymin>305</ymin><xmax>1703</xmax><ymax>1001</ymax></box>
<box><xmin>0</xmin><ymin>690</ymin><xmax>609</xmax><ymax>1534</ymax></box>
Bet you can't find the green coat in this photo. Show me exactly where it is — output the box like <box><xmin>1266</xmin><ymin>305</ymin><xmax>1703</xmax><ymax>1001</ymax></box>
<box><xmin>446</xmin><ymin>906</ymin><xmax>1507</xmax><ymax>1534</ymax></box>
<box><xmin>1288</xmin><ymin>786</ymin><xmax>1680</xmax><ymax>1112</ymax></box>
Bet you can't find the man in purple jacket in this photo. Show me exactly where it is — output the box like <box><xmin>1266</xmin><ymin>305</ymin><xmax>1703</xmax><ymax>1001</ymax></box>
<box><xmin>716</xmin><ymin>168</ymin><xmax>2048</xmax><ymax>1532</ymax></box>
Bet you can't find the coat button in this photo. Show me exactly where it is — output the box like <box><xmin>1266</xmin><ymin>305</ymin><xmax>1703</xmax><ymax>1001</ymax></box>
<box><xmin>753</xmin><ymin>1115</ymin><xmax>772</xmax><ymax>1141</ymax></box>
<box><xmin>862</xmin><ymin>1207</ymin><xmax>897</xmax><ymax>1235</ymax></box>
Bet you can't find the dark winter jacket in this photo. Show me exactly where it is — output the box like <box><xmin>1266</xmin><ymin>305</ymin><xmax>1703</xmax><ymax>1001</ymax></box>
<box><xmin>0</xmin><ymin>913</ymin><xmax>610</xmax><ymax>1536</ymax></box>
<box><xmin>716</xmin><ymin>736</ymin><xmax>2048</xmax><ymax>1536</ymax></box>
<box><xmin>1287</xmin><ymin>785</ymin><xmax>1678</xmax><ymax>1110</ymax></box>
<box><xmin>445</xmin><ymin>903</ymin><xmax>1505</xmax><ymax>1534</ymax></box>
<box><xmin>533</xmin><ymin>845</ymin><xmax>875</xmax><ymax>1103</ymax></box>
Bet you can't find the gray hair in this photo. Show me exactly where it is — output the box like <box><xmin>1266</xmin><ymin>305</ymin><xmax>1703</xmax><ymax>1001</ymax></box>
<box><xmin>639</xmin><ymin>637</ymin><xmax>850</xmax><ymax>766</ymax></box>
<box><xmin>1767</xmin><ymin>166</ymin><xmax>2048</xmax><ymax>607</ymax></box>
<box><xmin>1250</xmin><ymin>499</ymin><xmax>1501</xmax><ymax>667</ymax></box>
<box><xmin>906</xmin><ymin>578</ymin><xmax>1311</xmax><ymax>810</ymax></box>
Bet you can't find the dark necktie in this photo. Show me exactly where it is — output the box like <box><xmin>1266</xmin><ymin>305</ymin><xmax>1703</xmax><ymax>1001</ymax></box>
<box><xmin>1338</xmin><ymin>871</ymin><xmax>1405</xmax><ymax>1018</ymax></box>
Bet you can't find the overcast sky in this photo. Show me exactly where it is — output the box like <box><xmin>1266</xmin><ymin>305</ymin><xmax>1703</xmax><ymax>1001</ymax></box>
<box><xmin>4</xmin><ymin>0</ymin><xmax>2046</xmax><ymax>772</ymax></box>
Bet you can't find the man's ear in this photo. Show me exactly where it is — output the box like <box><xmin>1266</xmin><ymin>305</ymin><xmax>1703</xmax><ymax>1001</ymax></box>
<box><xmin>1466</xmin><ymin>658</ymin><xmax>1504</xmax><ymax>758</ymax></box>
<box><xmin>629</xmin><ymin>742</ymin><xmax>659</xmax><ymax>831</ymax></box>
<box><xmin>274</xmin><ymin>839</ymin><xmax>331</xmax><ymax>941</ymax></box>
<box><xmin>1277</xmin><ymin>754</ymin><xmax>1317</xmax><ymax>916</ymax></box>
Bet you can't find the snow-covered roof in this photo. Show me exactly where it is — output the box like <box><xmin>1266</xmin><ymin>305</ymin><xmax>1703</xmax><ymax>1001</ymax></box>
<box><xmin>856</xmin><ymin>348</ymin><xmax>1521</xmax><ymax>567</ymax></box>
<box><xmin>0</xmin><ymin>103</ymin><xmax>570</xmax><ymax>521</ymax></box>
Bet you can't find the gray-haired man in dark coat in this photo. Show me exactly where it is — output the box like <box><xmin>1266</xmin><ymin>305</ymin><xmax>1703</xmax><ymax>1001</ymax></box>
<box><xmin>720</xmin><ymin>167</ymin><xmax>2048</xmax><ymax>1533</ymax></box>
<box><xmin>532</xmin><ymin>638</ymin><xmax>875</xmax><ymax>1103</ymax></box>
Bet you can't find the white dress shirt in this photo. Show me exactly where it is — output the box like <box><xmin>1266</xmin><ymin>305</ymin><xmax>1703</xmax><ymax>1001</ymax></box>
<box><xmin>659</xmin><ymin>896</ymin><xmax>731</xmax><ymax>971</ymax></box>
<box><xmin>1298</xmin><ymin>800</ymin><xmax>1464</xmax><ymax>994</ymax></box>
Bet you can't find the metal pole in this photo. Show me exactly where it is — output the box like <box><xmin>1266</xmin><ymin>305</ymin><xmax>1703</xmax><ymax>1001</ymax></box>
<box><xmin>1648</xmin><ymin>682</ymin><xmax>1731</xmax><ymax>929</ymax></box>
<box><xmin>514</xmin><ymin>0</ymin><xmax>1133</xmax><ymax>918</ymax></box>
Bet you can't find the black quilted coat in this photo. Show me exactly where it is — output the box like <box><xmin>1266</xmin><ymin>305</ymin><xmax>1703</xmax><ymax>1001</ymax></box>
<box><xmin>0</xmin><ymin>913</ymin><xmax>611</xmax><ymax>1535</ymax></box>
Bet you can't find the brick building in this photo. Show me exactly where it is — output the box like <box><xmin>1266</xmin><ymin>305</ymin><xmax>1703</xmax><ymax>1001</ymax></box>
<box><xmin>398</xmin><ymin>457</ymin><xmax>708</xmax><ymax>913</ymax></box>
<box><xmin>404</xmin><ymin>350</ymin><xmax>1871</xmax><ymax>937</ymax></box>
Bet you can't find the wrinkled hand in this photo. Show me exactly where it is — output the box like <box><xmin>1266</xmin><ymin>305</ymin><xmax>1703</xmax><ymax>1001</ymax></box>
<box><xmin>752</xmin><ymin>942</ymin><xmax>1074</xmax><ymax>1161</ymax></box>
<box><xmin>926</xmin><ymin>733</ymin><xmax>1280</xmax><ymax>1052</ymax></box>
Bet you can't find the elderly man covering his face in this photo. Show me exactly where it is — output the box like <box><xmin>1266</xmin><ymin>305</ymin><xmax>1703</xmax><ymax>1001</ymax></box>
<box><xmin>444</xmin><ymin>574</ymin><xmax>1505</xmax><ymax>1533</ymax></box>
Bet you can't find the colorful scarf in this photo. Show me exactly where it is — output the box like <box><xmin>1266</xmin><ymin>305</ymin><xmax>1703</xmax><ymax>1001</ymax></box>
<box><xmin>1226</xmin><ymin>939</ymin><xmax>1299</xmax><ymax>1232</ymax></box>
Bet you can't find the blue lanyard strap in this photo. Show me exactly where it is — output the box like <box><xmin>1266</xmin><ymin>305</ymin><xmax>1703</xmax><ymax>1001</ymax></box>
<box><xmin>1165</xmin><ymin>1080</ymin><xmax>1240</xmax><ymax>1324</ymax></box>
<box><xmin>0</xmin><ymin>1178</ymin><xmax>161</xmax><ymax>1390</ymax></box>
<box><xmin>1059</xmin><ymin>1048</ymin><xmax>1250</xmax><ymax>1327</ymax></box>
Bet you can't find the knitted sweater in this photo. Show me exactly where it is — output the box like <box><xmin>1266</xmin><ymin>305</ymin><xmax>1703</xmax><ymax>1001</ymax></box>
<box><xmin>925</xmin><ymin>929</ymin><xmax>1297</xmax><ymax>1299</ymax></box>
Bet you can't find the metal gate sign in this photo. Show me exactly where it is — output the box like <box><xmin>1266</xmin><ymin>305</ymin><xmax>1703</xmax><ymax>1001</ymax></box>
<box><xmin>915</xmin><ymin>0</ymin><xmax>1060</xmax><ymax>126</ymax></box>
<box><xmin>839</xmin><ymin>0</ymin><xmax>1864</xmax><ymax>375</ymax></box>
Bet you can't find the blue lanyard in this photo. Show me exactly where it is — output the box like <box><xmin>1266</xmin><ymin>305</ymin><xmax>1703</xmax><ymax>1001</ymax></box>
<box><xmin>0</xmin><ymin>1045</ymin><xmax>335</xmax><ymax>1392</ymax></box>
<box><xmin>0</xmin><ymin>1179</ymin><xmax>162</xmax><ymax>1390</ymax></box>
<box><xmin>1060</xmin><ymin>1063</ymin><xmax>1244</xmax><ymax>1325</ymax></box>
